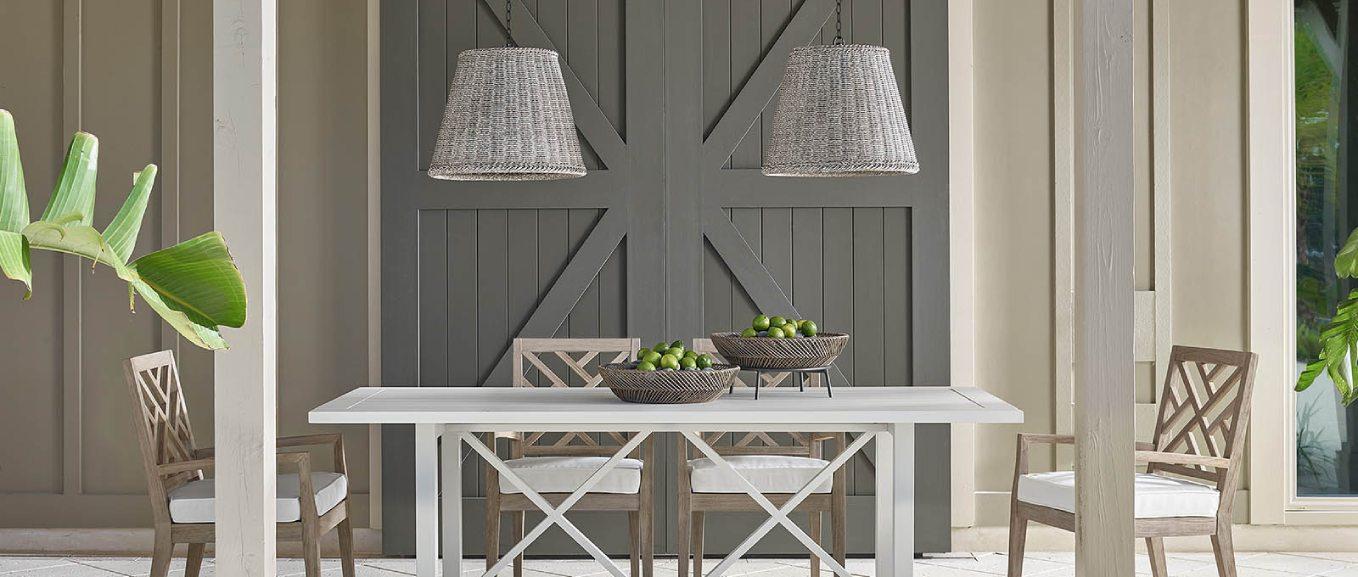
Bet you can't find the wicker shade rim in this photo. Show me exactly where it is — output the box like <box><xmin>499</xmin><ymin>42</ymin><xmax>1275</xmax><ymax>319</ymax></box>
<box><xmin>788</xmin><ymin>43</ymin><xmax>890</xmax><ymax>55</ymax></box>
<box><xmin>456</xmin><ymin>46</ymin><xmax>560</xmax><ymax>59</ymax></box>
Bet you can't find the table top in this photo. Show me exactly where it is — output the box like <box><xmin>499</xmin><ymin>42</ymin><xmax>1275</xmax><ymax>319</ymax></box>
<box><xmin>309</xmin><ymin>386</ymin><xmax>1023</xmax><ymax>426</ymax></box>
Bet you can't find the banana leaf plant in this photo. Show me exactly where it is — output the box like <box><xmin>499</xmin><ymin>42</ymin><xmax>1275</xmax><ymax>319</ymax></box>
<box><xmin>0</xmin><ymin>109</ymin><xmax>246</xmax><ymax>350</ymax></box>
<box><xmin>1298</xmin><ymin>228</ymin><xmax>1358</xmax><ymax>404</ymax></box>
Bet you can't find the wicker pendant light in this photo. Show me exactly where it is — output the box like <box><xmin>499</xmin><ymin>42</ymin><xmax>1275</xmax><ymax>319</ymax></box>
<box><xmin>429</xmin><ymin>0</ymin><xmax>585</xmax><ymax>181</ymax></box>
<box><xmin>763</xmin><ymin>0</ymin><xmax>918</xmax><ymax>177</ymax></box>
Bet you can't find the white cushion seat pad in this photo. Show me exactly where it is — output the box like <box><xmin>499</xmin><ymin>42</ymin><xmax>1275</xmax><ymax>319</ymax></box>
<box><xmin>688</xmin><ymin>455</ymin><xmax>834</xmax><ymax>494</ymax></box>
<box><xmin>168</xmin><ymin>472</ymin><xmax>348</xmax><ymax>524</ymax></box>
<box><xmin>498</xmin><ymin>456</ymin><xmax>644</xmax><ymax>495</ymax></box>
<box><xmin>1017</xmin><ymin>471</ymin><xmax>1219</xmax><ymax>519</ymax></box>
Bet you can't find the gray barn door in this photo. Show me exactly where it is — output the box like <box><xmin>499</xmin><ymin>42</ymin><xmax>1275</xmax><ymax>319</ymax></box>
<box><xmin>382</xmin><ymin>0</ymin><xmax>949</xmax><ymax>557</ymax></box>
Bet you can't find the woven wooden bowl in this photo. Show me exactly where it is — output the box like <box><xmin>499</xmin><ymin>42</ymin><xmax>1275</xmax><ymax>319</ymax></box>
<box><xmin>600</xmin><ymin>363</ymin><xmax>739</xmax><ymax>404</ymax></box>
<box><xmin>708</xmin><ymin>331</ymin><xmax>850</xmax><ymax>370</ymax></box>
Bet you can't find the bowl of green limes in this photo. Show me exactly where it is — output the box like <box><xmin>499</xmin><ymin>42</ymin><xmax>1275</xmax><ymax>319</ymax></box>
<box><xmin>709</xmin><ymin>315</ymin><xmax>849</xmax><ymax>370</ymax></box>
<box><xmin>600</xmin><ymin>340</ymin><xmax>739</xmax><ymax>404</ymax></box>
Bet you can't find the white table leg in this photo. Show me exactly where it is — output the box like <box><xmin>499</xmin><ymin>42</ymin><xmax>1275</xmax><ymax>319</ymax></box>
<box><xmin>415</xmin><ymin>424</ymin><xmax>440</xmax><ymax>577</ymax></box>
<box><xmin>877</xmin><ymin>424</ymin><xmax>914</xmax><ymax>577</ymax></box>
<box><xmin>442</xmin><ymin>426</ymin><xmax>462</xmax><ymax>577</ymax></box>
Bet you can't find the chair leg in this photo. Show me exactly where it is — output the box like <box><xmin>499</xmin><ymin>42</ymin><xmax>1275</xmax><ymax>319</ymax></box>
<box><xmin>677</xmin><ymin>507</ymin><xmax>691</xmax><ymax>577</ymax></box>
<box><xmin>1145</xmin><ymin>537</ymin><xmax>1168</xmax><ymax>577</ymax></box>
<box><xmin>629</xmin><ymin>511</ymin><xmax>641</xmax><ymax>577</ymax></box>
<box><xmin>185</xmin><ymin>543</ymin><xmax>205</xmax><ymax>577</ymax></box>
<box><xmin>303</xmin><ymin>521</ymin><xmax>323</xmax><ymax>577</ymax></box>
<box><xmin>1212</xmin><ymin>524</ymin><xmax>1238</xmax><ymax>577</ymax></box>
<box><xmin>832</xmin><ymin>490</ymin><xmax>846</xmax><ymax>569</ymax></box>
<box><xmin>512</xmin><ymin>511</ymin><xmax>525</xmax><ymax>577</ymax></box>
<box><xmin>641</xmin><ymin>505</ymin><xmax>654</xmax><ymax>577</ymax></box>
<box><xmin>149</xmin><ymin>531</ymin><xmax>173</xmax><ymax>577</ymax></box>
<box><xmin>486</xmin><ymin>508</ymin><xmax>501</xmax><ymax>570</ymax></box>
<box><xmin>809</xmin><ymin>512</ymin><xmax>822</xmax><ymax>577</ymax></box>
<box><xmin>692</xmin><ymin>512</ymin><xmax>705</xmax><ymax>577</ymax></box>
<box><xmin>338</xmin><ymin>518</ymin><xmax>357</xmax><ymax>577</ymax></box>
<box><xmin>1007</xmin><ymin>510</ymin><xmax>1027</xmax><ymax>577</ymax></box>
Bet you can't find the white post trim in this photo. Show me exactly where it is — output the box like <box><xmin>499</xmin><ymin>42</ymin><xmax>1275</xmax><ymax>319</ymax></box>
<box><xmin>948</xmin><ymin>0</ymin><xmax>979</xmax><ymax>529</ymax></box>
<box><xmin>1246</xmin><ymin>0</ymin><xmax>1294</xmax><ymax>526</ymax></box>
<box><xmin>213</xmin><ymin>0</ymin><xmax>278</xmax><ymax>575</ymax></box>
<box><xmin>1075</xmin><ymin>0</ymin><xmax>1136</xmax><ymax>574</ymax></box>
<box><xmin>366</xmin><ymin>0</ymin><xmax>384</xmax><ymax>532</ymax></box>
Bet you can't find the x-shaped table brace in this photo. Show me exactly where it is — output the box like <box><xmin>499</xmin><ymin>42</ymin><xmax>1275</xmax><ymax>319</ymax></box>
<box><xmin>680</xmin><ymin>431</ymin><xmax>874</xmax><ymax>577</ymax></box>
<box><xmin>449</xmin><ymin>428</ymin><xmax>876</xmax><ymax>577</ymax></box>
<box><xmin>460</xmin><ymin>430</ymin><xmax>649</xmax><ymax>577</ymax></box>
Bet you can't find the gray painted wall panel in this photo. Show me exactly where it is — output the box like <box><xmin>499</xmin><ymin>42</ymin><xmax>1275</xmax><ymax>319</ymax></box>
<box><xmin>384</xmin><ymin>0</ymin><xmax>947</xmax><ymax>555</ymax></box>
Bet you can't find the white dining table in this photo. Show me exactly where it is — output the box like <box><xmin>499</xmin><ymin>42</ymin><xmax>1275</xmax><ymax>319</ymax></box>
<box><xmin>311</xmin><ymin>386</ymin><xmax>1022</xmax><ymax>577</ymax></box>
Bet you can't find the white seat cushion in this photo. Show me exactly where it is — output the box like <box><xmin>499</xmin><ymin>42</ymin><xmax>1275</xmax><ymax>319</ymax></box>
<box><xmin>499</xmin><ymin>456</ymin><xmax>644</xmax><ymax>494</ymax></box>
<box><xmin>1017</xmin><ymin>471</ymin><xmax>1219</xmax><ymax>519</ymax></box>
<box><xmin>168</xmin><ymin>472</ymin><xmax>348</xmax><ymax>524</ymax></box>
<box><xmin>689</xmin><ymin>455</ymin><xmax>833</xmax><ymax>494</ymax></box>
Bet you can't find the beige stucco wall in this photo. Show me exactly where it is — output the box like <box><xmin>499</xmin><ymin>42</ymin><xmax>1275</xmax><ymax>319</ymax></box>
<box><xmin>969</xmin><ymin>0</ymin><xmax>1250</xmax><ymax>526</ymax></box>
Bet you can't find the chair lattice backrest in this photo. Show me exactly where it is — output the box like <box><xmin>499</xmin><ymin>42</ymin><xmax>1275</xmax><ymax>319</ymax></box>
<box><xmin>511</xmin><ymin>338</ymin><xmax>640</xmax><ymax>454</ymax></box>
<box><xmin>688</xmin><ymin>338</ymin><xmax>819</xmax><ymax>456</ymax></box>
<box><xmin>1147</xmin><ymin>345</ymin><xmax>1258</xmax><ymax>487</ymax></box>
<box><xmin>123</xmin><ymin>350</ymin><xmax>201</xmax><ymax>504</ymax></box>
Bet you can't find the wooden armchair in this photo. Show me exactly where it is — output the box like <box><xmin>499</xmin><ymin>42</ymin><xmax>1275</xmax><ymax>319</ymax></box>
<box><xmin>487</xmin><ymin>338</ymin><xmax>654</xmax><ymax>577</ymax></box>
<box><xmin>1007</xmin><ymin>345</ymin><xmax>1257</xmax><ymax>577</ymax></box>
<box><xmin>124</xmin><ymin>350</ymin><xmax>356</xmax><ymax>577</ymax></box>
<box><xmin>678</xmin><ymin>339</ymin><xmax>845</xmax><ymax>577</ymax></box>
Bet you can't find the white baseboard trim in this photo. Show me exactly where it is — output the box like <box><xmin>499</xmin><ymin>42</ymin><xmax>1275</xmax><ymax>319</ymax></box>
<box><xmin>954</xmin><ymin>524</ymin><xmax>1358</xmax><ymax>553</ymax></box>
<box><xmin>11</xmin><ymin>524</ymin><xmax>1358</xmax><ymax>556</ymax></box>
<box><xmin>0</xmin><ymin>528</ymin><xmax>383</xmax><ymax>557</ymax></box>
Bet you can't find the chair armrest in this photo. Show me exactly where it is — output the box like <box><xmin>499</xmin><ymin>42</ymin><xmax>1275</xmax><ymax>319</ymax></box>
<box><xmin>1136</xmin><ymin>450</ymin><xmax>1230</xmax><ymax>469</ymax></box>
<box><xmin>158</xmin><ymin>458</ymin><xmax>216</xmax><ymax>476</ymax></box>
<box><xmin>1017</xmin><ymin>433</ymin><xmax>1075</xmax><ymax>447</ymax></box>
<box><xmin>196</xmin><ymin>435</ymin><xmax>346</xmax><ymax>474</ymax></box>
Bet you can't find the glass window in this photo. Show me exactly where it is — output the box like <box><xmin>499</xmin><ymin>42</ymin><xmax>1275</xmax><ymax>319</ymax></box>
<box><xmin>1296</xmin><ymin>0</ymin><xmax>1358</xmax><ymax>496</ymax></box>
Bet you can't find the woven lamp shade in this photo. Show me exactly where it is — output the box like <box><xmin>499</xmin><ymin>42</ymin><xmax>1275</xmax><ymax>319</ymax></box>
<box><xmin>430</xmin><ymin>47</ymin><xmax>586</xmax><ymax>181</ymax></box>
<box><xmin>763</xmin><ymin>44</ymin><xmax>919</xmax><ymax>177</ymax></box>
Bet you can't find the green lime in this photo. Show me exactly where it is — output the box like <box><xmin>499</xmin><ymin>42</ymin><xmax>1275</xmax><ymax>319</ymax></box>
<box><xmin>781</xmin><ymin>323</ymin><xmax>798</xmax><ymax>336</ymax></box>
<box><xmin>638</xmin><ymin>347</ymin><xmax>652</xmax><ymax>358</ymax></box>
<box><xmin>769</xmin><ymin>316</ymin><xmax>787</xmax><ymax>328</ymax></box>
<box><xmin>752</xmin><ymin>315</ymin><xmax>771</xmax><ymax>331</ymax></box>
<box><xmin>637</xmin><ymin>360</ymin><xmax>657</xmax><ymax>371</ymax></box>
<box><xmin>666</xmin><ymin>346</ymin><xmax>685</xmax><ymax>358</ymax></box>
<box><xmin>741</xmin><ymin>328</ymin><xmax>758</xmax><ymax>338</ymax></box>
<box><xmin>768</xmin><ymin>326</ymin><xmax>785</xmax><ymax>338</ymax></box>
<box><xmin>670</xmin><ymin>340</ymin><xmax>685</xmax><ymax>350</ymax></box>
<box><xmin>641</xmin><ymin>351</ymin><xmax>662</xmax><ymax>365</ymax></box>
<box><xmin>660</xmin><ymin>354</ymin><xmax>680</xmax><ymax>370</ymax></box>
<box><xmin>684</xmin><ymin>350</ymin><xmax>699</xmax><ymax>359</ymax></box>
<box><xmin>696</xmin><ymin>354</ymin><xmax>713</xmax><ymax>369</ymax></box>
<box><xmin>797</xmin><ymin>319</ymin><xmax>814</xmax><ymax>330</ymax></box>
<box><xmin>800</xmin><ymin>321</ymin><xmax>818</xmax><ymax>336</ymax></box>
<box><xmin>653</xmin><ymin>342</ymin><xmax>670</xmax><ymax>354</ymax></box>
<box><xmin>679</xmin><ymin>356</ymin><xmax>697</xmax><ymax>369</ymax></box>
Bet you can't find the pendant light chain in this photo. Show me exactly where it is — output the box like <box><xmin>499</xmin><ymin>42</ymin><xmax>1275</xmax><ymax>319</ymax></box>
<box><xmin>505</xmin><ymin>0</ymin><xmax>516</xmax><ymax>47</ymax></box>
<box><xmin>833</xmin><ymin>0</ymin><xmax>844</xmax><ymax>45</ymax></box>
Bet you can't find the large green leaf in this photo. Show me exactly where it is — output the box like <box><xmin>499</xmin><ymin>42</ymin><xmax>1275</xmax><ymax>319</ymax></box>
<box><xmin>1338</xmin><ymin>228</ymin><xmax>1358</xmax><ymax>279</ymax></box>
<box><xmin>0</xmin><ymin>230</ymin><xmax>31</xmax><ymax>298</ymax></box>
<box><xmin>0</xmin><ymin>110</ymin><xmax>29</xmax><ymax>233</ymax></box>
<box><xmin>0</xmin><ymin>110</ymin><xmax>248</xmax><ymax>350</ymax></box>
<box><xmin>130</xmin><ymin>232</ymin><xmax>247</xmax><ymax>330</ymax></box>
<box><xmin>39</xmin><ymin>132</ymin><xmax>97</xmax><ymax>225</ymax></box>
<box><xmin>1297</xmin><ymin>288</ymin><xmax>1358</xmax><ymax>404</ymax></box>
<box><xmin>104</xmin><ymin>165</ymin><xmax>157</xmax><ymax>262</ymax></box>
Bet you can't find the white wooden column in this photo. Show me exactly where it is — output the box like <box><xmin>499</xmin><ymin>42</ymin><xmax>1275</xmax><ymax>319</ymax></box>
<box><xmin>213</xmin><ymin>0</ymin><xmax>279</xmax><ymax>575</ymax></box>
<box><xmin>1074</xmin><ymin>0</ymin><xmax>1135</xmax><ymax>575</ymax></box>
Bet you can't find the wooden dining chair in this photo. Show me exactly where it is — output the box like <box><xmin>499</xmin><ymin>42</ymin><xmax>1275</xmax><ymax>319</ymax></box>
<box><xmin>1007</xmin><ymin>345</ymin><xmax>1257</xmax><ymax>577</ymax></box>
<box><xmin>677</xmin><ymin>339</ymin><xmax>846</xmax><ymax>577</ymax></box>
<box><xmin>124</xmin><ymin>350</ymin><xmax>356</xmax><ymax>577</ymax></box>
<box><xmin>487</xmin><ymin>337</ymin><xmax>654</xmax><ymax>577</ymax></box>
